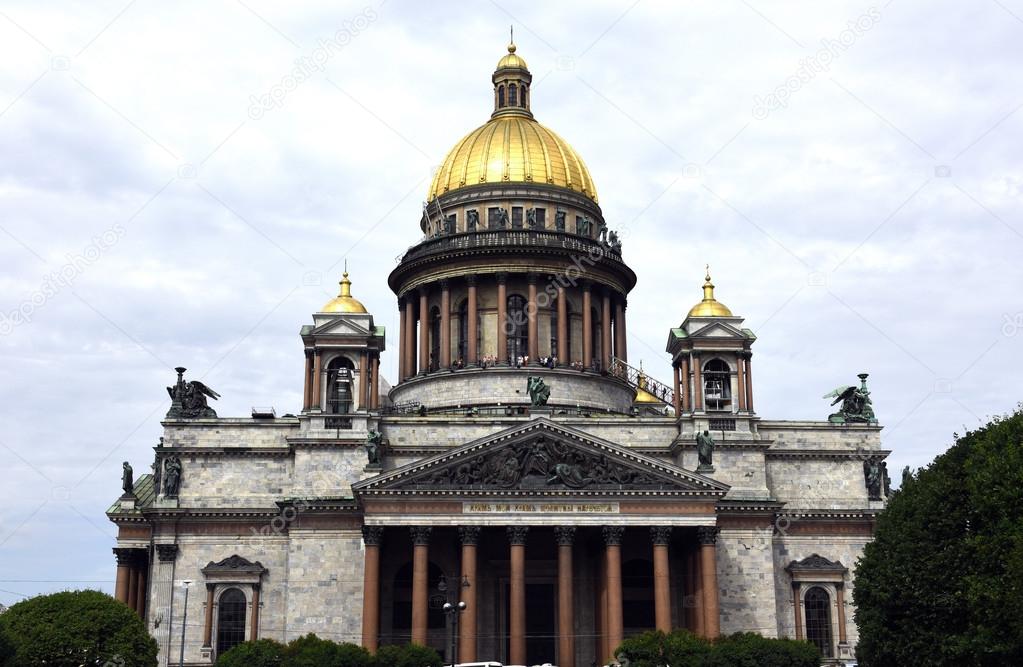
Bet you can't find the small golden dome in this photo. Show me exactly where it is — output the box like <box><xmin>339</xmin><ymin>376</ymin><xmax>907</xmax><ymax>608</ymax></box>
<box><xmin>428</xmin><ymin>115</ymin><xmax>597</xmax><ymax>202</ymax></box>
<box><xmin>687</xmin><ymin>266</ymin><xmax>733</xmax><ymax>318</ymax></box>
<box><xmin>497</xmin><ymin>42</ymin><xmax>528</xmax><ymax>70</ymax></box>
<box><xmin>321</xmin><ymin>272</ymin><xmax>368</xmax><ymax>314</ymax></box>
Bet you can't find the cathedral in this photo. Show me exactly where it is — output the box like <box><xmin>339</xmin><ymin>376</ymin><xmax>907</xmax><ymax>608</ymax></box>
<box><xmin>107</xmin><ymin>41</ymin><xmax>888</xmax><ymax>667</ymax></box>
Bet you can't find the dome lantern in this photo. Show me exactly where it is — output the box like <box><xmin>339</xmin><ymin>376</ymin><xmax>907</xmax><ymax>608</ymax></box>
<box><xmin>492</xmin><ymin>28</ymin><xmax>533</xmax><ymax>119</ymax></box>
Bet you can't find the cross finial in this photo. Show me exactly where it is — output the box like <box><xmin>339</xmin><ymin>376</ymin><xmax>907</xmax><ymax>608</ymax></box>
<box><xmin>510</xmin><ymin>25</ymin><xmax>514</xmax><ymax>44</ymax></box>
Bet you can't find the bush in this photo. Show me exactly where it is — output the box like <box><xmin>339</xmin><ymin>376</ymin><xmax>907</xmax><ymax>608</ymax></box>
<box><xmin>0</xmin><ymin>589</ymin><xmax>158</xmax><ymax>667</ymax></box>
<box><xmin>614</xmin><ymin>629</ymin><xmax>818</xmax><ymax>667</ymax></box>
<box><xmin>283</xmin><ymin>634</ymin><xmax>373</xmax><ymax>667</ymax></box>
<box><xmin>373</xmin><ymin>643</ymin><xmax>442</xmax><ymax>667</ymax></box>
<box><xmin>215</xmin><ymin>638</ymin><xmax>286</xmax><ymax>667</ymax></box>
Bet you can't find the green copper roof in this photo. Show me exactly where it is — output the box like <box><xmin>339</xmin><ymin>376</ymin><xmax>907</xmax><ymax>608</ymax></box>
<box><xmin>106</xmin><ymin>473</ymin><xmax>155</xmax><ymax>515</ymax></box>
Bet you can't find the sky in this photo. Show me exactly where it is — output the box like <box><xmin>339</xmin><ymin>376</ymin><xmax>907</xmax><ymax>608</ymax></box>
<box><xmin>1</xmin><ymin>0</ymin><xmax>1021</xmax><ymax>606</ymax></box>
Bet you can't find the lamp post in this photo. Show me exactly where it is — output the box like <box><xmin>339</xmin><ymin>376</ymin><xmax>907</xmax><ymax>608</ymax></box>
<box><xmin>179</xmin><ymin>580</ymin><xmax>192</xmax><ymax>667</ymax></box>
<box><xmin>442</xmin><ymin>601</ymin><xmax>467</xmax><ymax>665</ymax></box>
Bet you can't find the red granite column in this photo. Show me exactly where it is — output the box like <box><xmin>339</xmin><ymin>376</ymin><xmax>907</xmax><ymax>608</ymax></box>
<box><xmin>582</xmin><ymin>284</ymin><xmax>593</xmax><ymax>368</ymax></box>
<box><xmin>698</xmin><ymin>527</ymin><xmax>720</xmax><ymax>638</ymax></box>
<box><xmin>604</xmin><ymin>526</ymin><xmax>624</xmax><ymax>658</ymax></box>
<box><xmin>692</xmin><ymin>546</ymin><xmax>705</xmax><ymax>636</ymax></box>
<box><xmin>681</xmin><ymin>356</ymin><xmax>691</xmax><ymax>412</ymax></box>
<box><xmin>466</xmin><ymin>277</ymin><xmax>478</xmax><ymax>365</ymax></box>
<box><xmin>361</xmin><ymin>527</ymin><xmax>383</xmax><ymax>652</ymax></box>
<box><xmin>527</xmin><ymin>274</ymin><xmax>539</xmax><ymax>361</ymax></box>
<box><xmin>359</xmin><ymin>351</ymin><xmax>369</xmax><ymax>410</ymax></box>
<box><xmin>672</xmin><ymin>363</ymin><xmax>682</xmax><ymax>416</ymax></box>
<box><xmin>397</xmin><ymin>298</ymin><xmax>407</xmax><ymax>381</ymax></box>
<box><xmin>555</xmin><ymin>527</ymin><xmax>576</xmax><ymax>667</ymax></box>
<box><xmin>371</xmin><ymin>355</ymin><xmax>380</xmax><ymax>409</ymax></box>
<box><xmin>614</xmin><ymin>298</ymin><xmax>627</xmax><ymax>363</ymax></box>
<box><xmin>497</xmin><ymin>273</ymin><xmax>508</xmax><ymax>363</ymax></box>
<box><xmin>601</xmin><ymin>290</ymin><xmax>612</xmax><ymax>370</ymax></box>
<box><xmin>127</xmin><ymin>562</ymin><xmax>139</xmax><ymax>612</ymax></box>
<box><xmin>508</xmin><ymin>526</ymin><xmax>529</xmax><ymax>665</ymax></box>
<box><xmin>692</xmin><ymin>354</ymin><xmax>703</xmax><ymax>412</ymax></box>
<box><xmin>736</xmin><ymin>352</ymin><xmax>748</xmax><ymax>412</ymax></box>
<box><xmin>418</xmin><ymin>288</ymin><xmax>429</xmax><ymax>374</ymax></box>
<box><xmin>744</xmin><ymin>353</ymin><xmax>754</xmax><ymax>412</ymax></box>
<box><xmin>113</xmin><ymin>549</ymin><xmax>131</xmax><ymax>604</ymax></box>
<box><xmin>135</xmin><ymin>558</ymin><xmax>147</xmax><ymax>616</ymax></box>
<box><xmin>440</xmin><ymin>280</ymin><xmax>451</xmax><ymax>368</ymax></box>
<box><xmin>651</xmin><ymin>527</ymin><xmax>672</xmax><ymax>633</ymax></box>
<box><xmin>410</xmin><ymin>527</ymin><xmax>431</xmax><ymax>646</ymax></box>
<box><xmin>458</xmin><ymin>527</ymin><xmax>480</xmax><ymax>662</ymax></box>
<box><xmin>405</xmin><ymin>297</ymin><xmax>417</xmax><ymax>377</ymax></box>
<box><xmin>557</xmin><ymin>285</ymin><xmax>568</xmax><ymax>364</ymax></box>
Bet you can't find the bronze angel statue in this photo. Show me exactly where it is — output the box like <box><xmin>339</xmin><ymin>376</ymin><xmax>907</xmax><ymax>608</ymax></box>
<box><xmin>527</xmin><ymin>376</ymin><xmax>551</xmax><ymax>407</ymax></box>
<box><xmin>824</xmin><ymin>373</ymin><xmax>876</xmax><ymax>424</ymax></box>
<box><xmin>166</xmin><ymin>367</ymin><xmax>221</xmax><ymax>419</ymax></box>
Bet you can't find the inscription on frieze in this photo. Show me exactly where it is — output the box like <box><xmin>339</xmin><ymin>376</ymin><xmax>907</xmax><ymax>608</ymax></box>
<box><xmin>463</xmin><ymin>502</ymin><xmax>619</xmax><ymax>514</ymax></box>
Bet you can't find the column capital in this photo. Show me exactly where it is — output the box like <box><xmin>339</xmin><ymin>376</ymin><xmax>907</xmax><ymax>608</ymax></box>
<box><xmin>113</xmin><ymin>547</ymin><xmax>136</xmax><ymax>565</ymax></box>
<box><xmin>650</xmin><ymin>526</ymin><xmax>672</xmax><ymax>546</ymax></box>
<box><xmin>697</xmin><ymin>526</ymin><xmax>719</xmax><ymax>545</ymax></box>
<box><xmin>527</xmin><ymin>272</ymin><xmax>539</xmax><ymax>284</ymax></box>
<box><xmin>459</xmin><ymin>526</ymin><xmax>481</xmax><ymax>546</ymax></box>
<box><xmin>602</xmin><ymin>526</ymin><xmax>624</xmax><ymax>546</ymax></box>
<box><xmin>410</xmin><ymin>526</ymin><xmax>432</xmax><ymax>546</ymax></box>
<box><xmin>398</xmin><ymin>296</ymin><xmax>406</xmax><ymax>309</ymax></box>
<box><xmin>496</xmin><ymin>271</ymin><xmax>508</xmax><ymax>285</ymax></box>
<box><xmin>466</xmin><ymin>275</ymin><xmax>477</xmax><ymax>286</ymax></box>
<box><xmin>154</xmin><ymin>544</ymin><xmax>178</xmax><ymax>562</ymax></box>
<box><xmin>506</xmin><ymin>525</ymin><xmax>529</xmax><ymax>545</ymax></box>
<box><xmin>439</xmin><ymin>278</ymin><xmax>450</xmax><ymax>289</ymax></box>
<box><xmin>554</xmin><ymin>526</ymin><xmax>576</xmax><ymax>546</ymax></box>
<box><xmin>362</xmin><ymin>525</ymin><xmax>384</xmax><ymax>546</ymax></box>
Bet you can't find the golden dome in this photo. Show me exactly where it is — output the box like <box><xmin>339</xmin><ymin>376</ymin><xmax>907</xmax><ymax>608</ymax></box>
<box><xmin>427</xmin><ymin>39</ymin><xmax>598</xmax><ymax>203</ymax></box>
<box><xmin>496</xmin><ymin>42</ymin><xmax>528</xmax><ymax>70</ymax></box>
<box><xmin>428</xmin><ymin>116</ymin><xmax>598</xmax><ymax>202</ymax></box>
<box><xmin>687</xmin><ymin>266</ymin><xmax>733</xmax><ymax>318</ymax></box>
<box><xmin>321</xmin><ymin>272</ymin><xmax>368</xmax><ymax>314</ymax></box>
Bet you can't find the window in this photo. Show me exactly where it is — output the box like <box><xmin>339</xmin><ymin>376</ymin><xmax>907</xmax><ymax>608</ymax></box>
<box><xmin>509</xmin><ymin>83</ymin><xmax>518</xmax><ymax>106</ymax></box>
<box><xmin>506</xmin><ymin>294</ymin><xmax>528</xmax><ymax>361</ymax></box>
<box><xmin>703</xmin><ymin>358</ymin><xmax>732</xmax><ymax>412</ymax></box>
<box><xmin>804</xmin><ymin>587</ymin><xmax>833</xmax><ymax>658</ymax></box>
<box><xmin>511</xmin><ymin>206</ymin><xmax>523</xmax><ymax>228</ymax></box>
<box><xmin>521</xmin><ymin>85</ymin><xmax>528</xmax><ymax>108</ymax></box>
<box><xmin>429</xmin><ymin>307</ymin><xmax>441</xmax><ymax>371</ymax></box>
<box><xmin>550</xmin><ymin>296</ymin><xmax>571</xmax><ymax>362</ymax></box>
<box><xmin>534</xmin><ymin>207</ymin><xmax>546</xmax><ymax>228</ymax></box>
<box><xmin>498</xmin><ymin>85</ymin><xmax>505</xmax><ymax>108</ymax></box>
<box><xmin>326</xmin><ymin>356</ymin><xmax>354</xmax><ymax>414</ymax></box>
<box><xmin>216</xmin><ymin>588</ymin><xmax>247</xmax><ymax>657</ymax></box>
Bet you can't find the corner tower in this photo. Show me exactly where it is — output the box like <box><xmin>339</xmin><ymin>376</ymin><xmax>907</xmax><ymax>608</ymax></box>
<box><xmin>388</xmin><ymin>39</ymin><xmax>637</xmax><ymax>414</ymax></box>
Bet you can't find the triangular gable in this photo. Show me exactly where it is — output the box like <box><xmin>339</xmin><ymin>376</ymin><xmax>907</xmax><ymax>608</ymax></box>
<box><xmin>311</xmin><ymin>317</ymin><xmax>372</xmax><ymax>337</ymax></box>
<box><xmin>354</xmin><ymin>418</ymin><xmax>729</xmax><ymax>497</ymax></box>
<box><xmin>686</xmin><ymin>320</ymin><xmax>747</xmax><ymax>339</ymax></box>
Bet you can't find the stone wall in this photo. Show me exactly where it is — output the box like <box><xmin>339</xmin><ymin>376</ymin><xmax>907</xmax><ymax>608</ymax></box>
<box><xmin>717</xmin><ymin>527</ymin><xmax>779</xmax><ymax>637</ymax></box>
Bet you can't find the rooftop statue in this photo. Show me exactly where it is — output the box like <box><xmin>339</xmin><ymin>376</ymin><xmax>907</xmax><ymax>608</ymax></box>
<box><xmin>527</xmin><ymin>375</ymin><xmax>550</xmax><ymax>407</ymax></box>
<box><xmin>121</xmin><ymin>461</ymin><xmax>134</xmax><ymax>497</ymax></box>
<box><xmin>696</xmin><ymin>429</ymin><xmax>715</xmax><ymax>472</ymax></box>
<box><xmin>166</xmin><ymin>367</ymin><xmax>221</xmax><ymax>419</ymax></box>
<box><xmin>824</xmin><ymin>373</ymin><xmax>877</xmax><ymax>424</ymax></box>
<box><xmin>365</xmin><ymin>430</ymin><xmax>383</xmax><ymax>466</ymax></box>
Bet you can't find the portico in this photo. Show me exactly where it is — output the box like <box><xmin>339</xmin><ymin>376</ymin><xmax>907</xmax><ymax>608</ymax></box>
<box><xmin>352</xmin><ymin>419</ymin><xmax>728</xmax><ymax>666</ymax></box>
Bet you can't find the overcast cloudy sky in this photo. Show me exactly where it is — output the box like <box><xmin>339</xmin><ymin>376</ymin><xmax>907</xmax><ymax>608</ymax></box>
<box><xmin>1</xmin><ymin>0</ymin><xmax>1021</xmax><ymax>605</ymax></box>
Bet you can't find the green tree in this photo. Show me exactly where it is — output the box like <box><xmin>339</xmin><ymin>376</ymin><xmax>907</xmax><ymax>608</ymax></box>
<box><xmin>614</xmin><ymin>629</ymin><xmax>817</xmax><ymax>667</ymax></box>
<box><xmin>854</xmin><ymin>409</ymin><xmax>1023</xmax><ymax>666</ymax></box>
<box><xmin>372</xmin><ymin>643</ymin><xmax>442</xmax><ymax>667</ymax></box>
<box><xmin>283</xmin><ymin>634</ymin><xmax>372</xmax><ymax>667</ymax></box>
<box><xmin>215</xmin><ymin>638</ymin><xmax>286</xmax><ymax>667</ymax></box>
<box><xmin>0</xmin><ymin>589</ymin><xmax>158</xmax><ymax>667</ymax></box>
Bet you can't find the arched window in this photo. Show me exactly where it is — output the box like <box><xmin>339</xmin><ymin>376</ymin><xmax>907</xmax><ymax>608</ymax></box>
<box><xmin>506</xmin><ymin>294</ymin><xmax>528</xmax><ymax>362</ymax></box>
<box><xmin>550</xmin><ymin>297</ymin><xmax>571</xmax><ymax>363</ymax></box>
<box><xmin>508</xmin><ymin>83</ymin><xmax>518</xmax><ymax>107</ymax></box>
<box><xmin>622</xmin><ymin>558</ymin><xmax>655</xmax><ymax>633</ymax></box>
<box><xmin>429</xmin><ymin>306</ymin><xmax>441</xmax><ymax>371</ymax></box>
<box><xmin>457</xmin><ymin>300</ymin><xmax>480</xmax><ymax>366</ymax></box>
<box><xmin>804</xmin><ymin>586</ymin><xmax>834</xmax><ymax>658</ymax></box>
<box><xmin>216</xmin><ymin>588</ymin><xmax>247</xmax><ymax>657</ymax></box>
<box><xmin>326</xmin><ymin>356</ymin><xmax>354</xmax><ymax>414</ymax></box>
<box><xmin>391</xmin><ymin>562</ymin><xmax>447</xmax><ymax>633</ymax></box>
<box><xmin>521</xmin><ymin>85</ymin><xmax>528</xmax><ymax>108</ymax></box>
<box><xmin>703</xmin><ymin>358</ymin><xmax>732</xmax><ymax>412</ymax></box>
<box><xmin>498</xmin><ymin>85</ymin><xmax>505</xmax><ymax>108</ymax></box>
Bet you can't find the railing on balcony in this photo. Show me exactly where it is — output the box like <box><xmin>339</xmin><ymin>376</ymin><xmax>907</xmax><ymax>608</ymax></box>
<box><xmin>397</xmin><ymin>229</ymin><xmax>624</xmax><ymax>265</ymax></box>
<box><xmin>608</xmin><ymin>357</ymin><xmax>675</xmax><ymax>406</ymax></box>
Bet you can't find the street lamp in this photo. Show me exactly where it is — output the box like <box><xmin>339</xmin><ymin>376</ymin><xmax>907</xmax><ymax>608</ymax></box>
<box><xmin>178</xmin><ymin>580</ymin><xmax>192</xmax><ymax>667</ymax></box>
<box><xmin>442</xmin><ymin>601</ymin><xmax>467</xmax><ymax>664</ymax></box>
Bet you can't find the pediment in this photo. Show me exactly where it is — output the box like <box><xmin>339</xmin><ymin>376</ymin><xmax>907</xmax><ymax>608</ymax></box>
<box><xmin>354</xmin><ymin>419</ymin><xmax>729</xmax><ymax>497</ymax></box>
<box><xmin>687</xmin><ymin>320</ymin><xmax>746</xmax><ymax>339</ymax></box>
<box><xmin>786</xmin><ymin>553</ymin><xmax>848</xmax><ymax>573</ymax></box>
<box><xmin>311</xmin><ymin>317</ymin><xmax>372</xmax><ymax>336</ymax></box>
